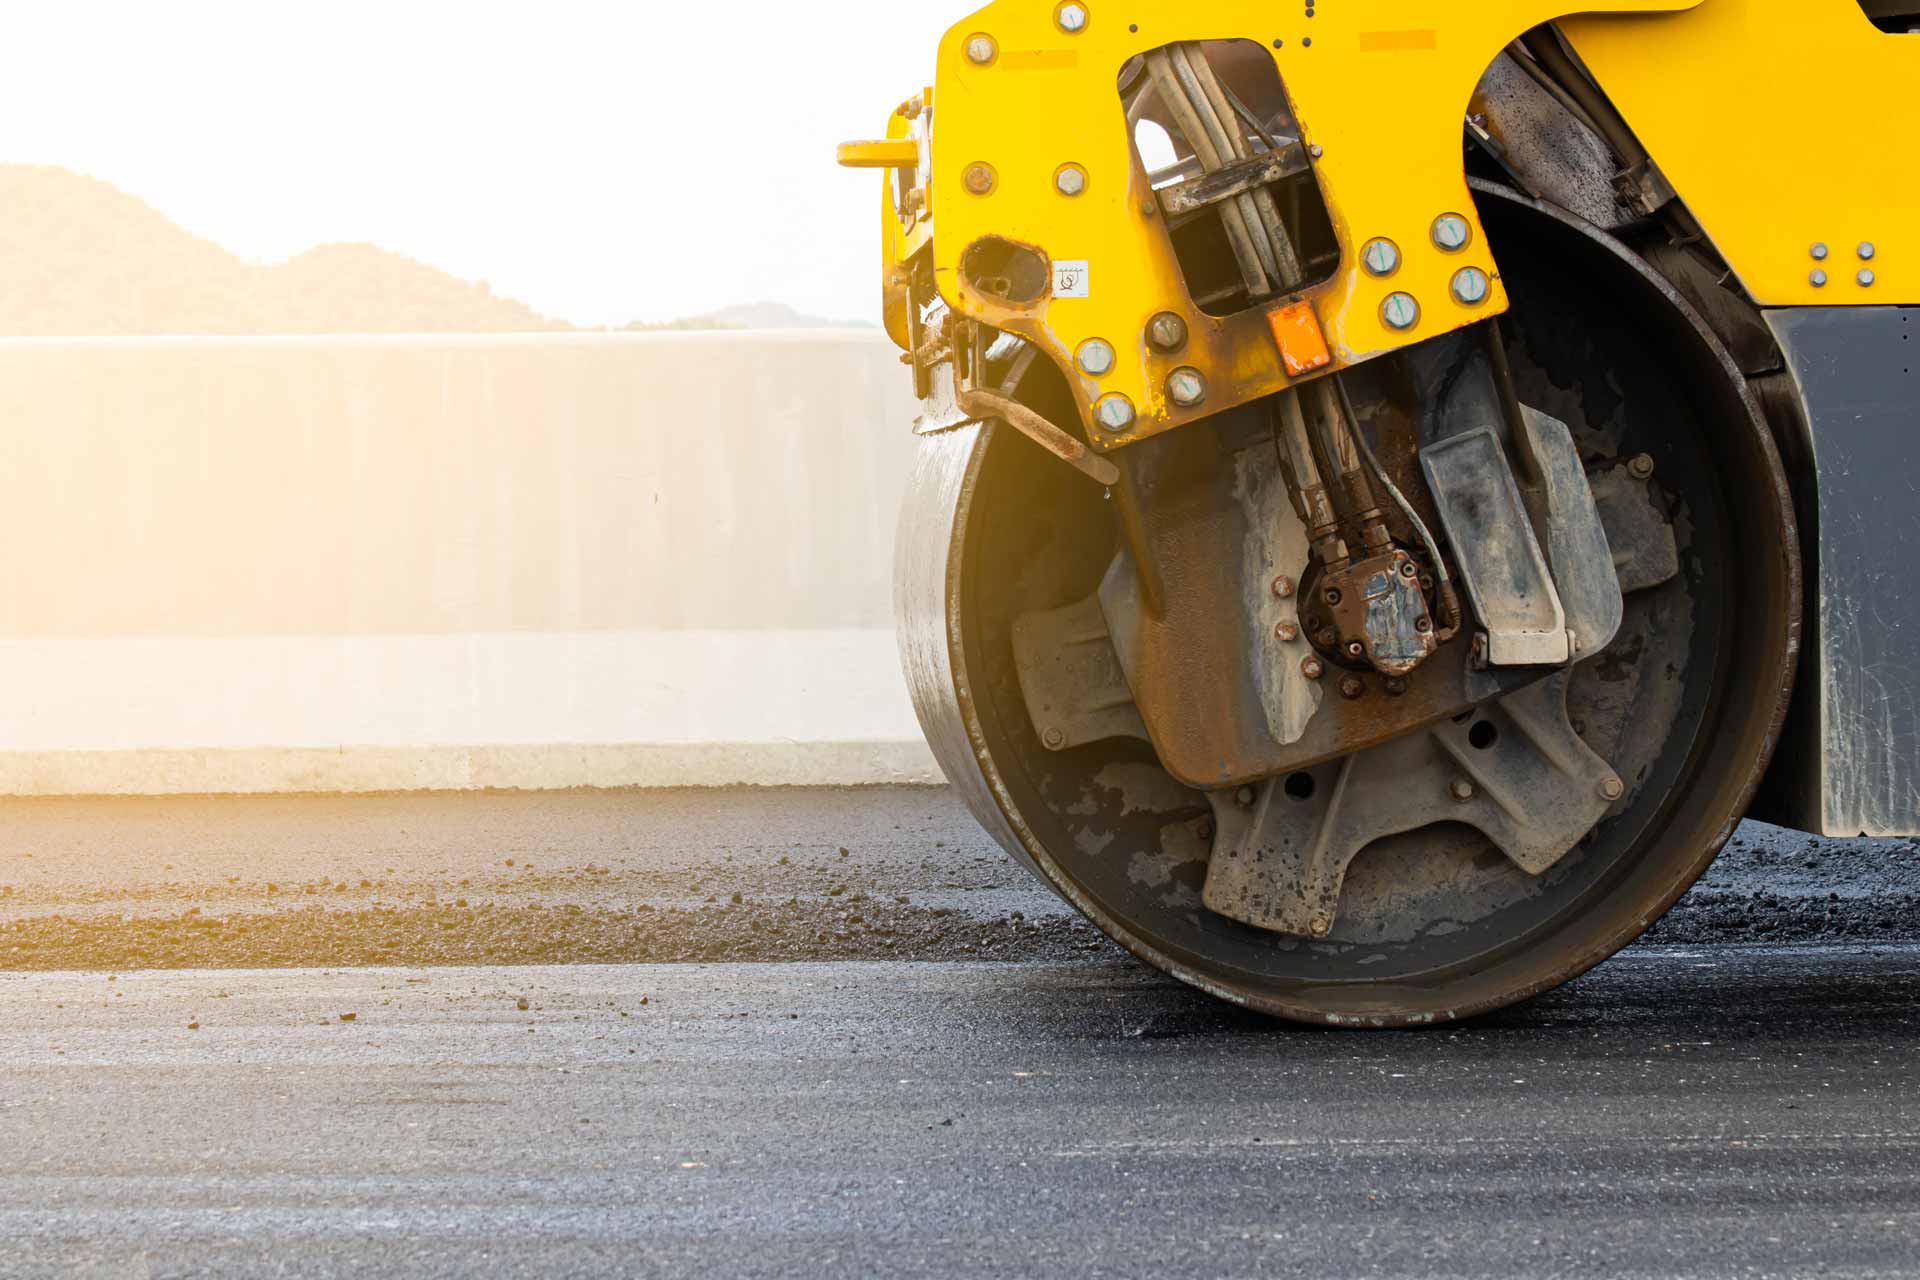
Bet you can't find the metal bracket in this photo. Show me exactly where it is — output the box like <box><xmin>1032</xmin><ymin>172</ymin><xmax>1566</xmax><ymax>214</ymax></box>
<box><xmin>1201</xmin><ymin>671</ymin><xmax>1621</xmax><ymax>938</ymax></box>
<box><xmin>1421</xmin><ymin>426</ymin><xmax>1570</xmax><ymax>665</ymax></box>
<box><xmin>1011</xmin><ymin>591</ymin><xmax>1149</xmax><ymax>751</ymax></box>
<box><xmin>1420</xmin><ymin>406</ymin><xmax>1623</xmax><ymax>665</ymax></box>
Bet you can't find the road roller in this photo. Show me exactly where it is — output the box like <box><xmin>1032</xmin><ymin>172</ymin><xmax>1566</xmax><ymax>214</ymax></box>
<box><xmin>839</xmin><ymin>0</ymin><xmax>1919</xmax><ymax>1024</ymax></box>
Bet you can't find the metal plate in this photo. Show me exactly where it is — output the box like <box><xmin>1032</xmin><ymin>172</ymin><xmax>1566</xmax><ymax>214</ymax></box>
<box><xmin>1766</xmin><ymin>306</ymin><xmax>1920</xmax><ymax>835</ymax></box>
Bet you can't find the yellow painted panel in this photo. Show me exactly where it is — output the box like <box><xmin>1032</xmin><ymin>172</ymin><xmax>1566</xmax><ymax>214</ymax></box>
<box><xmin>1563</xmin><ymin>2</ymin><xmax>1918</xmax><ymax>306</ymax></box>
<box><xmin>923</xmin><ymin>0</ymin><xmax>1700</xmax><ymax>448</ymax></box>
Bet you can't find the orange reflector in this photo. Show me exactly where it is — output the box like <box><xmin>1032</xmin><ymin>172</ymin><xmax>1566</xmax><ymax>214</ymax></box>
<box><xmin>1267</xmin><ymin>301</ymin><xmax>1332</xmax><ymax>378</ymax></box>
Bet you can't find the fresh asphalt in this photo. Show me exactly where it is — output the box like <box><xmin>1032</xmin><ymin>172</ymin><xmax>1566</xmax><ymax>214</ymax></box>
<box><xmin>0</xmin><ymin>787</ymin><xmax>1916</xmax><ymax>1276</ymax></box>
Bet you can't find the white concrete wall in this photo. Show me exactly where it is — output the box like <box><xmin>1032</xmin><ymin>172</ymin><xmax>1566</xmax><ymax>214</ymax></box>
<box><xmin>0</xmin><ymin>332</ymin><xmax>941</xmax><ymax>794</ymax></box>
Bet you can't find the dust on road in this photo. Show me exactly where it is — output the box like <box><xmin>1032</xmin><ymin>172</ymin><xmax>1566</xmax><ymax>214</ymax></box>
<box><xmin>0</xmin><ymin>787</ymin><xmax>1914</xmax><ymax>970</ymax></box>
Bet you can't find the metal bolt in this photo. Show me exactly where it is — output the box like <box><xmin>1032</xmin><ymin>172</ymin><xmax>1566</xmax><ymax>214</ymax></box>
<box><xmin>1316</xmin><ymin>628</ymin><xmax>1337</xmax><ymax>648</ymax></box>
<box><xmin>1859</xmin><ymin>242</ymin><xmax>1876</xmax><ymax>260</ymax></box>
<box><xmin>1431</xmin><ymin>213</ymin><xmax>1471</xmax><ymax>251</ymax></box>
<box><xmin>1810</xmin><ymin>268</ymin><xmax>1828</xmax><ymax>287</ymax></box>
<box><xmin>1338</xmin><ymin>674</ymin><xmax>1365</xmax><ymax>699</ymax></box>
<box><xmin>1859</xmin><ymin>268</ymin><xmax>1876</xmax><ymax>288</ymax></box>
<box><xmin>1197</xmin><ymin>818</ymin><xmax>1214</xmax><ymax>840</ymax></box>
<box><xmin>1093</xmin><ymin>393</ymin><xmax>1135</xmax><ymax>432</ymax></box>
<box><xmin>1075</xmin><ymin>337</ymin><xmax>1115</xmax><ymax>376</ymax></box>
<box><xmin>1384</xmin><ymin>676</ymin><xmax>1407</xmax><ymax>696</ymax></box>
<box><xmin>1167</xmin><ymin>366</ymin><xmax>1207</xmax><ymax>408</ymax></box>
<box><xmin>1056</xmin><ymin>2</ymin><xmax>1089</xmax><ymax>32</ymax></box>
<box><xmin>1598</xmin><ymin>776</ymin><xmax>1625</xmax><ymax>801</ymax></box>
<box><xmin>963</xmin><ymin>163</ymin><xmax>995</xmax><ymax>195</ymax></box>
<box><xmin>1274</xmin><ymin>619</ymin><xmax>1299</xmax><ymax>642</ymax></box>
<box><xmin>1146</xmin><ymin>311</ymin><xmax>1188</xmax><ymax>352</ymax></box>
<box><xmin>1235</xmin><ymin>785</ymin><xmax>1256</xmax><ymax>807</ymax></box>
<box><xmin>965</xmin><ymin>34</ymin><xmax>997</xmax><ymax>64</ymax></box>
<box><xmin>1450</xmin><ymin>266</ymin><xmax>1490</xmax><ymax>306</ymax></box>
<box><xmin>1042</xmin><ymin>727</ymin><xmax>1064</xmax><ymax>748</ymax></box>
<box><xmin>1449</xmin><ymin>778</ymin><xmax>1475</xmax><ymax>803</ymax></box>
<box><xmin>1398</xmin><ymin>560</ymin><xmax>1418</xmax><ymax>578</ymax></box>
<box><xmin>1308</xmin><ymin>143</ymin><xmax>1323</xmax><ymax>159</ymax></box>
<box><xmin>1361</xmin><ymin>238</ymin><xmax>1400</xmax><ymax>277</ymax></box>
<box><xmin>1414</xmin><ymin>615</ymin><xmax>1432</xmax><ymax>633</ymax></box>
<box><xmin>1628</xmin><ymin>453</ymin><xmax>1655</xmax><ymax>480</ymax></box>
<box><xmin>1055</xmin><ymin>165</ymin><xmax>1087</xmax><ymax>197</ymax></box>
<box><xmin>1271</xmin><ymin>575</ymin><xmax>1295</xmax><ymax>598</ymax></box>
<box><xmin>1308</xmin><ymin>913</ymin><xmax>1332</xmax><ymax>937</ymax></box>
<box><xmin>1381</xmin><ymin>292</ymin><xmax>1420</xmax><ymax>331</ymax></box>
<box><xmin>1300</xmin><ymin>656</ymin><xmax>1324</xmax><ymax>680</ymax></box>
<box><xmin>1345</xmin><ymin>641</ymin><xmax>1364</xmax><ymax>658</ymax></box>
<box><xmin>1811</xmin><ymin>242</ymin><xmax>1829</xmax><ymax>261</ymax></box>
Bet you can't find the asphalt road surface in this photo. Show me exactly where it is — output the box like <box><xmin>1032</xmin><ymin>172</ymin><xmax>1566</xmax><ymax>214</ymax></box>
<box><xmin>1</xmin><ymin>786</ymin><xmax>1918</xmax><ymax>1276</ymax></box>
<box><xmin>2</xmin><ymin>947</ymin><xmax>1918</xmax><ymax>1278</ymax></box>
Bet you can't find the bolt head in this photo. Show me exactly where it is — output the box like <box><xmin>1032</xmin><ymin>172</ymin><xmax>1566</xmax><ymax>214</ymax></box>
<box><xmin>1381</xmin><ymin>291</ymin><xmax>1420</xmax><ymax>331</ymax></box>
<box><xmin>1859</xmin><ymin>268</ymin><xmax>1876</xmax><ymax>288</ymax></box>
<box><xmin>1628</xmin><ymin>453</ymin><xmax>1655</xmax><ymax>480</ymax></box>
<box><xmin>1075</xmin><ymin>337</ymin><xmax>1115</xmax><ymax>376</ymax></box>
<box><xmin>1449</xmin><ymin>778</ymin><xmax>1475</xmax><ymax>802</ymax></box>
<box><xmin>1146</xmin><ymin>311</ymin><xmax>1188</xmax><ymax>352</ymax></box>
<box><xmin>1300</xmin><ymin>656</ymin><xmax>1324</xmax><ymax>680</ymax></box>
<box><xmin>1054</xmin><ymin>165</ymin><xmax>1087</xmax><ymax>197</ymax></box>
<box><xmin>1338</xmin><ymin>674</ymin><xmax>1364</xmax><ymax>699</ymax></box>
<box><xmin>1055</xmin><ymin>2</ymin><xmax>1089</xmax><ymax>32</ymax></box>
<box><xmin>962</xmin><ymin>163</ymin><xmax>995</xmax><ymax>195</ymax></box>
<box><xmin>965</xmin><ymin>33</ymin><xmax>997</xmax><ymax>64</ymax></box>
<box><xmin>1810</xmin><ymin>268</ymin><xmax>1828</xmax><ymax>287</ymax></box>
<box><xmin>1167</xmin><ymin>366</ymin><xmax>1206</xmax><ymax>408</ymax></box>
<box><xmin>1598</xmin><ymin>776</ymin><xmax>1625</xmax><ymax>801</ymax></box>
<box><xmin>1235</xmin><ymin>785</ymin><xmax>1256</xmax><ymax>807</ymax></box>
<box><xmin>1093</xmin><ymin>393</ymin><xmax>1135</xmax><ymax>432</ymax></box>
<box><xmin>1361</xmin><ymin>238</ymin><xmax>1400</xmax><ymax>277</ymax></box>
<box><xmin>1271</xmin><ymin>575</ymin><xmax>1295</xmax><ymax>598</ymax></box>
<box><xmin>1811</xmin><ymin>242</ymin><xmax>1829</xmax><ymax>260</ymax></box>
<box><xmin>1345</xmin><ymin>641</ymin><xmax>1363</xmax><ymax>658</ymax></box>
<box><xmin>1431</xmin><ymin>213</ymin><xmax>1471</xmax><ymax>251</ymax></box>
<box><xmin>1308</xmin><ymin>914</ymin><xmax>1332</xmax><ymax>937</ymax></box>
<box><xmin>1398</xmin><ymin>559</ymin><xmax>1418</xmax><ymax>578</ymax></box>
<box><xmin>1414</xmin><ymin>615</ymin><xmax>1432</xmax><ymax>633</ymax></box>
<box><xmin>1323</xmin><ymin>587</ymin><xmax>1341</xmax><ymax>605</ymax></box>
<box><xmin>1384</xmin><ymin>677</ymin><xmax>1407</xmax><ymax>696</ymax></box>
<box><xmin>1274</xmin><ymin>619</ymin><xmax>1299</xmax><ymax>642</ymax></box>
<box><xmin>1450</xmin><ymin>266</ymin><xmax>1490</xmax><ymax>306</ymax></box>
<box><xmin>1307</xmin><ymin>143</ymin><xmax>1323</xmax><ymax>159</ymax></box>
<box><xmin>1858</xmin><ymin>241</ymin><xmax>1876</xmax><ymax>261</ymax></box>
<box><xmin>1042</xmin><ymin>727</ymin><xmax>1064</xmax><ymax>748</ymax></box>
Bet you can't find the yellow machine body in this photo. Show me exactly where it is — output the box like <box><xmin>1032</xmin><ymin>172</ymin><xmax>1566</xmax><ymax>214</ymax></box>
<box><xmin>855</xmin><ymin>0</ymin><xmax>1917</xmax><ymax>451</ymax></box>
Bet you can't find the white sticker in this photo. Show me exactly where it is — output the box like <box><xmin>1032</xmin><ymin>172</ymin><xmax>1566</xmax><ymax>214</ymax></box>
<box><xmin>1052</xmin><ymin>259</ymin><xmax>1089</xmax><ymax>298</ymax></box>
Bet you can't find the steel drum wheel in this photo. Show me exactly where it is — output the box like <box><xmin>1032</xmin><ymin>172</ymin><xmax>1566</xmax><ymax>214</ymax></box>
<box><xmin>898</xmin><ymin>188</ymin><xmax>1799</xmax><ymax>1025</ymax></box>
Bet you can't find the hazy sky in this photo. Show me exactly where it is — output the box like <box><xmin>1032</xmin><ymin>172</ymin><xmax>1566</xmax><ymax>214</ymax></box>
<box><xmin>1</xmin><ymin>1</ymin><xmax>956</xmax><ymax>326</ymax></box>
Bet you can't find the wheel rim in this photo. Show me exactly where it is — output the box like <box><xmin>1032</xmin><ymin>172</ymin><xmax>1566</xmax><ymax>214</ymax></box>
<box><xmin>899</xmin><ymin>185</ymin><xmax>1800</xmax><ymax>1025</ymax></box>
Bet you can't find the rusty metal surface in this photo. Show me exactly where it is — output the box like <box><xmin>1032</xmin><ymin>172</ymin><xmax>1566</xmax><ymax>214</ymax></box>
<box><xmin>1092</xmin><ymin>403</ymin><xmax>1547</xmax><ymax>789</ymax></box>
<box><xmin>1155</xmin><ymin>145</ymin><xmax>1311</xmax><ymax>220</ymax></box>
<box><xmin>892</xmin><ymin>185</ymin><xmax>1801</xmax><ymax>1025</ymax></box>
<box><xmin>1202</xmin><ymin>672</ymin><xmax>1619</xmax><ymax>937</ymax></box>
<box><xmin>1011</xmin><ymin>590</ymin><xmax>1148</xmax><ymax>752</ymax></box>
<box><xmin>1318</xmin><ymin>548</ymin><xmax>1436</xmax><ymax>677</ymax></box>
<box><xmin>1589</xmin><ymin>460</ymin><xmax>1680</xmax><ymax>595</ymax></box>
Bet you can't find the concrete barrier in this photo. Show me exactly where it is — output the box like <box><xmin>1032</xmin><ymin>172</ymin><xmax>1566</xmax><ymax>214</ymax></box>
<box><xmin>0</xmin><ymin>332</ymin><xmax>942</xmax><ymax>794</ymax></box>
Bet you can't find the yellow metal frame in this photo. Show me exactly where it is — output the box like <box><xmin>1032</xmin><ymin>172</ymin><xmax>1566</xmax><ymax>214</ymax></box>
<box><xmin>1563</xmin><ymin>2</ymin><xmax>1918</xmax><ymax>307</ymax></box>
<box><xmin>861</xmin><ymin>0</ymin><xmax>1915</xmax><ymax>451</ymax></box>
<box><xmin>891</xmin><ymin>0</ymin><xmax>1702</xmax><ymax>448</ymax></box>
